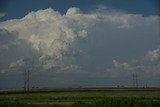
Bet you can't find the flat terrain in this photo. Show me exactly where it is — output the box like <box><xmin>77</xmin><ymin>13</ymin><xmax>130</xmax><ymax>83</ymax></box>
<box><xmin>0</xmin><ymin>88</ymin><xmax>160</xmax><ymax>107</ymax></box>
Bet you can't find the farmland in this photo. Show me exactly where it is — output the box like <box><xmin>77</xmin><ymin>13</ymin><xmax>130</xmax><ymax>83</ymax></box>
<box><xmin>0</xmin><ymin>88</ymin><xmax>160</xmax><ymax>107</ymax></box>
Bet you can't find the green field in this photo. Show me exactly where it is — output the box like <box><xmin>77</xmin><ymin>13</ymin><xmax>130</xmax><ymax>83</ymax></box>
<box><xmin>0</xmin><ymin>88</ymin><xmax>160</xmax><ymax>107</ymax></box>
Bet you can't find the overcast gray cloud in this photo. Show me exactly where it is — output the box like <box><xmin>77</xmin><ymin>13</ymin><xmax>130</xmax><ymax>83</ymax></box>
<box><xmin>0</xmin><ymin>7</ymin><xmax>159</xmax><ymax>88</ymax></box>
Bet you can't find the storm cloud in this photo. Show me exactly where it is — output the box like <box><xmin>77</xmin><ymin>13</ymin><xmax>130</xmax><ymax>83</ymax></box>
<box><xmin>0</xmin><ymin>7</ymin><xmax>159</xmax><ymax>88</ymax></box>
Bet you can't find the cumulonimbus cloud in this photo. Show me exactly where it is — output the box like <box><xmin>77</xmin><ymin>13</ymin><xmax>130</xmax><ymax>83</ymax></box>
<box><xmin>0</xmin><ymin>8</ymin><xmax>96</xmax><ymax>69</ymax></box>
<box><xmin>0</xmin><ymin>7</ymin><xmax>160</xmax><ymax>87</ymax></box>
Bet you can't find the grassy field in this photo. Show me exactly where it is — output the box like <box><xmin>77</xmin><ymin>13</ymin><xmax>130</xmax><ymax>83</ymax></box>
<box><xmin>0</xmin><ymin>88</ymin><xmax>160</xmax><ymax>107</ymax></box>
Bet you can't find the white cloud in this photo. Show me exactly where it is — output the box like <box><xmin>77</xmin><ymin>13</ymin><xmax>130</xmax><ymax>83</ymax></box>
<box><xmin>113</xmin><ymin>60</ymin><xmax>132</xmax><ymax>71</ymax></box>
<box><xmin>66</xmin><ymin>7</ymin><xmax>82</xmax><ymax>16</ymax></box>
<box><xmin>108</xmin><ymin>48</ymin><xmax>160</xmax><ymax>81</ymax></box>
<box><xmin>146</xmin><ymin>49</ymin><xmax>160</xmax><ymax>61</ymax></box>
<box><xmin>0</xmin><ymin>8</ymin><xmax>95</xmax><ymax>69</ymax></box>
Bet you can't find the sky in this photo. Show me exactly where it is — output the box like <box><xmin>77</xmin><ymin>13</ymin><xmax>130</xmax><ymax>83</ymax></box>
<box><xmin>0</xmin><ymin>0</ymin><xmax>159</xmax><ymax>20</ymax></box>
<box><xmin>0</xmin><ymin>0</ymin><xmax>160</xmax><ymax>89</ymax></box>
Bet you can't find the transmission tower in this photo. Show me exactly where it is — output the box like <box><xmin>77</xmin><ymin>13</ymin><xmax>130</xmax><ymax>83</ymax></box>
<box><xmin>135</xmin><ymin>74</ymin><xmax>138</xmax><ymax>87</ymax></box>
<box><xmin>132</xmin><ymin>74</ymin><xmax>135</xmax><ymax>87</ymax></box>
<box><xmin>132</xmin><ymin>73</ymin><xmax>138</xmax><ymax>87</ymax></box>
<box><xmin>24</xmin><ymin>70</ymin><xmax>27</xmax><ymax>91</ymax></box>
<box><xmin>23</xmin><ymin>58</ymin><xmax>36</xmax><ymax>92</ymax></box>
<box><xmin>27</xmin><ymin>70</ymin><xmax>30</xmax><ymax>91</ymax></box>
<box><xmin>24</xmin><ymin>69</ymin><xmax>30</xmax><ymax>92</ymax></box>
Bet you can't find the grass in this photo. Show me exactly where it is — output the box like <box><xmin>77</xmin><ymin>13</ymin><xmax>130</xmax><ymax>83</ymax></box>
<box><xmin>0</xmin><ymin>88</ymin><xmax>160</xmax><ymax>107</ymax></box>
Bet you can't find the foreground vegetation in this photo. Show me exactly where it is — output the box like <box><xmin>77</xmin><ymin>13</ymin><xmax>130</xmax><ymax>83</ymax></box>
<box><xmin>0</xmin><ymin>88</ymin><xmax>160</xmax><ymax>107</ymax></box>
<box><xmin>1</xmin><ymin>97</ymin><xmax>160</xmax><ymax>107</ymax></box>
